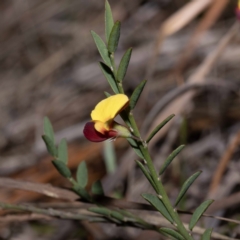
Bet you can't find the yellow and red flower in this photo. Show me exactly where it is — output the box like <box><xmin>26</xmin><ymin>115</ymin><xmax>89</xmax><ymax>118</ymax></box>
<box><xmin>83</xmin><ymin>94</ymin><xmax>131</xmax><ymax>142</ymax></box>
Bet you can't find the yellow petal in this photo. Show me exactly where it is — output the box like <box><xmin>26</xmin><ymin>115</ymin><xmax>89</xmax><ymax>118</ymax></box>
<box><xmin>91</xmin><ymin>94</ymin><xmax>129</xmax><ymax>123</ymax></box>
<box><xmin>94</xmin><ymin>121</ymin><xmax>108</xmax><ymax>134</ymax></box>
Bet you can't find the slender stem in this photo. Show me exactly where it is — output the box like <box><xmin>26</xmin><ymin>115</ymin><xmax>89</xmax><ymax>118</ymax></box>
<box><xmin>126</xmin><ymin>112</ymin><xmax>192</xmax><ymax>240</ymax></box>
<box><xmin>68</xmin><ymin>177</ymin><xmax>78</xmax><ymax>187</ymax></box>
<box><xmin>0</xmin><ymin>202</ymin><xmax>166</xmax><ymax>233</ymax></box>
<box><xmin>0</xmin><ymin>202</ymin><xmax>101</xmax><ymax>221</ymax></box>
<box><xmin>111</xmin><ymin>53</ymin><xmax>192</xmax><ymax>239</ymax></box>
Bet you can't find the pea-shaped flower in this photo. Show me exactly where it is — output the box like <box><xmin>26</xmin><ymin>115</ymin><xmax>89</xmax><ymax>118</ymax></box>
<box><xmin>83</xmin><ymin>94</ymin><xmax>132</xmax><ymax>142</ymax></box>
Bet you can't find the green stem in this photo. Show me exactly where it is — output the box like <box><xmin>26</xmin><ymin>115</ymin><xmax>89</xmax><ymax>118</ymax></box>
<box><xmin>126</xmin><ymin>112</ymin><xmax>192</xmax><ymax>240</ymax></box>
<box><xmin>68</xmin><ymin>177</ymin><xmax>78</xmax><ymax>187</ymax></box>
<box><xmin>111</xmin><ymin>53</ymin><xmax>191</xmax><ymax>239</ymax></box>
<box><xmin>0</xmin><ymin>202</ymin><xmax>101</xmax><ymax>221</ymax></box>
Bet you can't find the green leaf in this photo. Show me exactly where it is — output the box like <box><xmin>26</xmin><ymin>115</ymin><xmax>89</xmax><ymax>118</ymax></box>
<box><xmin>189</xmin><ymin>199</ymin><xmax>214</xmax><ymax>230</ymax></box>
<box><xmin>89</xmin><ymin>207</ymin><xmax>111</xmax><ymax>217</ymax></box>
<box><xmin>42</xmin><ymin>135</ymin><xmax>57</xmax><ymax>157</ymax></box>
<box><xmin>91</xmin><ymin>180</ymin><xmax>104</xmax><ymax>195</ymax></box>
<box><xmin>91</xmin><ymin>31</ymin><xmax>111</xmax><ymax>67</ymax></box>
<box><xmin>52</xmin><ymin>160</ymin><xmax>71</xmax><ymax>178</ymax></box>
<box><xmin>129</xmin><ymin>80</ymin><xmax>147</xmax><ymax>109</ymax></box>
<box><xmin>99</xmin><ymin>62</ymin><xmax>119</xmax><ymax>93</ymax></box>
<box><xmin>73</xmin><ymin>185</ymin><xmax>91</xmax><ymax>201</ymax></box>
<box><xmin>105</xmin><ymin>0</ymin><xmax>114</xmax><ymax>42</ymax></box>
<box><xmin>160</xmin><ymin>228</ymin><xmax>185</xmax><ymax>240</ymax></box>
<box><xmin>159</xmin><ymin>145</ymin><xmax>185</xmax><ymax>175</ymax></box>
<box><xmin>107</xmin><ymin>21</ymin><xmax>121</xmax><ymax>53</ymax></box>
<box><xmin>57</xmin><ymin>138</ymin><xmax>68</xmax><ymax>164</ymax></box>
<box><xmin>89</xmin><ymin>207</ymin><xmax>124</xmax><ymax>223</ymax></box>
<box><xmin>43</xmin><ymin>117</ymin><xmax>55</xmax><ymax>144</ymax></box>
<box><xmin>147</xmin><ymin>114</ymin><xmax>175</xmax><ymax>143</ymax></box>
<box><xmin>76</xmin><ymin>161</ymin><xmax>88</xmax><ymax>188</ymax></box>
<box><xmin>127</xmin><ymin>138</ymin><xmax>144</xmax><ymax>159</ymax></box>
<box><xmin>110</xmin><ymin>210</ymin><xmax>124</xmax><ymax>222</ymax></box>
<box><xmin>136</xmin><ymin>160</ymin><xmax>157</xmax><ymax>192</ymax></box>
<box><xmin>104</xmin><ymin>91</ymin><xmax>111</xmax><ymax>97</ymax></box>
<box><xmin>117</xmin><ymin>209</ymin><xmax>139</xmax><ymax>223</ymax></box>
<box><xmin>142</xmin><ymin>193</ymin><xmax>173</xmax><ymax>223</ymax></box>
<box><xmin>201</xmin><ymin>228</ymin><xmax>212</xmax><ymax>240</ymax></box>
<box><xmin>117</xmin><ymin>48</ymin><xmax>132</xmax><ymax>82</ymax></box>
<box><xmin>175</xmin><ymin>171</ymin><xmax>202</xmax><ymax>206</ymax></box>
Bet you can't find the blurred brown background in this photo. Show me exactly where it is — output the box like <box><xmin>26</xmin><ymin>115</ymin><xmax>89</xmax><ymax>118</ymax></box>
<box><xmin>0</xmin><ymin>0</ymin><xmax>240</xmax><ymax>239</ymax></box>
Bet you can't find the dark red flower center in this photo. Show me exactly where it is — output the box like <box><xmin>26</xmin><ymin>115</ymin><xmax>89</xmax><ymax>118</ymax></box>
<box><xmin>83</xmin><ymin>122</ymin><xmax>118</xmax><ymax>142</ymax></box>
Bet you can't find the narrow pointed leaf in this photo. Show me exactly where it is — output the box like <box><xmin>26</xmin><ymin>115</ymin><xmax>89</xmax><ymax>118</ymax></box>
<box><xmin>52</xmin><ymin>160</ymin><xmax>71</xmax><ymax>178</ymax></box>
<box><xmin>43</xmin><ymin>117</ymin><xmax>55</xmax><ymax>144</ymax></box>
<box><xmin>147</xmin><ymin>114</ymin><xmax>175</xmax><ymax>143</ymax></box>
<box><xmin>117</xmin><ymin>48</ymin><xmax>132</xmax><ymax>82</ymax></box>
<box><xmin>91</xmin><ymin>180</ymin><xmax>104</xmax><ymax>195</ymax></box>
<box><xmin>73</xmin><ymin>185</ymin><xmax>91</xmax><ymax>201</ymax></box>
<box><xmin>110</xmin><ymin>211</ymin><xmax>124</xmax><ymax>222</ymax></box>
<box><xmin>91</xmin><ymin>31</ymin><xmax>111</xmax><ymax>67</ymax></box>
<box><xmin>189</xmin><ymin>199</ymin><xmax>214</xmax><ymax>230</ymax></box>
<box><xmin>117</xmin><ymin>210</ymin><xmax>152</xmax><ymax>227</ymax></box>
<box><xmin>117</xmin><ymin>210</ymin><xmax>140</xmax><ymax>223</ymax></box>
<box><xmin>99</xmin><ymin>62</ymin><xmax>119</xmax><ymax>93</ymax></box>
<box><xmin>129</xmin><ymin>80</ymin><xmax>147</xmax><ymax>109</ymax></box>
<box><xmin>201</xmin><ymin>228</ymin><xmax>212</xmax><ymax>240</ymax></box>
<box><xmin>42</xmin><ymin>135</ymin><xmax>57</xmax><ymax>157</ymax></box>
<box><xmin>127</xmin><ymin>138</ymin><xmax>144</xmax><ymax>159</ymax></box>
<box><xmin>76</xmin><ymin>161</ymin><xmax>88</xmax><ymax>188</ymax></box>
<box><xmin>105</xmin><ymin>0</ymin><xmax>114</xmax><ymax>42</ymax></box>
<box><xmin>104</xmin><ymin>91</ymin><xmax>111</xmax><ymax>97</ymax></box>
<box><xmin>136</xmin><ymin>160</ymin><xmax>157</xmax><ymax>191</ymax></box>
<box><xmin>108</xmin><ymin>21</ymin><xmax>121</xmax><ymax>53</ymax></box>
<box><xmin>175</xmin><ymin>171</ymin><xmax>202</xmax><ymax>206</ymax></box>
<box><xmin>160</xmin><ymin>228</ymin><xmax>185</xmax><ymax>240</ymax></box>
<box><xmin>90</xmin><ymin>208</ymin><xmax>122</xmax><ymax>224</ymax></box>
<box><xmin>57</xmin><ymin>138</ymin><xmax>68</xmax><ymax>164</ymax></box>
<box><xmin>89</xmin><ymin>207</ymin><xmax>111</xmax><ymax>217</ymax></box>
<box><xmin>142</xmin><ymin>193</ymin><xmax>173</xmax><ymax>223</ymax></box>
<box><xmin>159</xmin><ymin>145</ymin><xmax>185</xmax><ymax>175</ymax></box>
